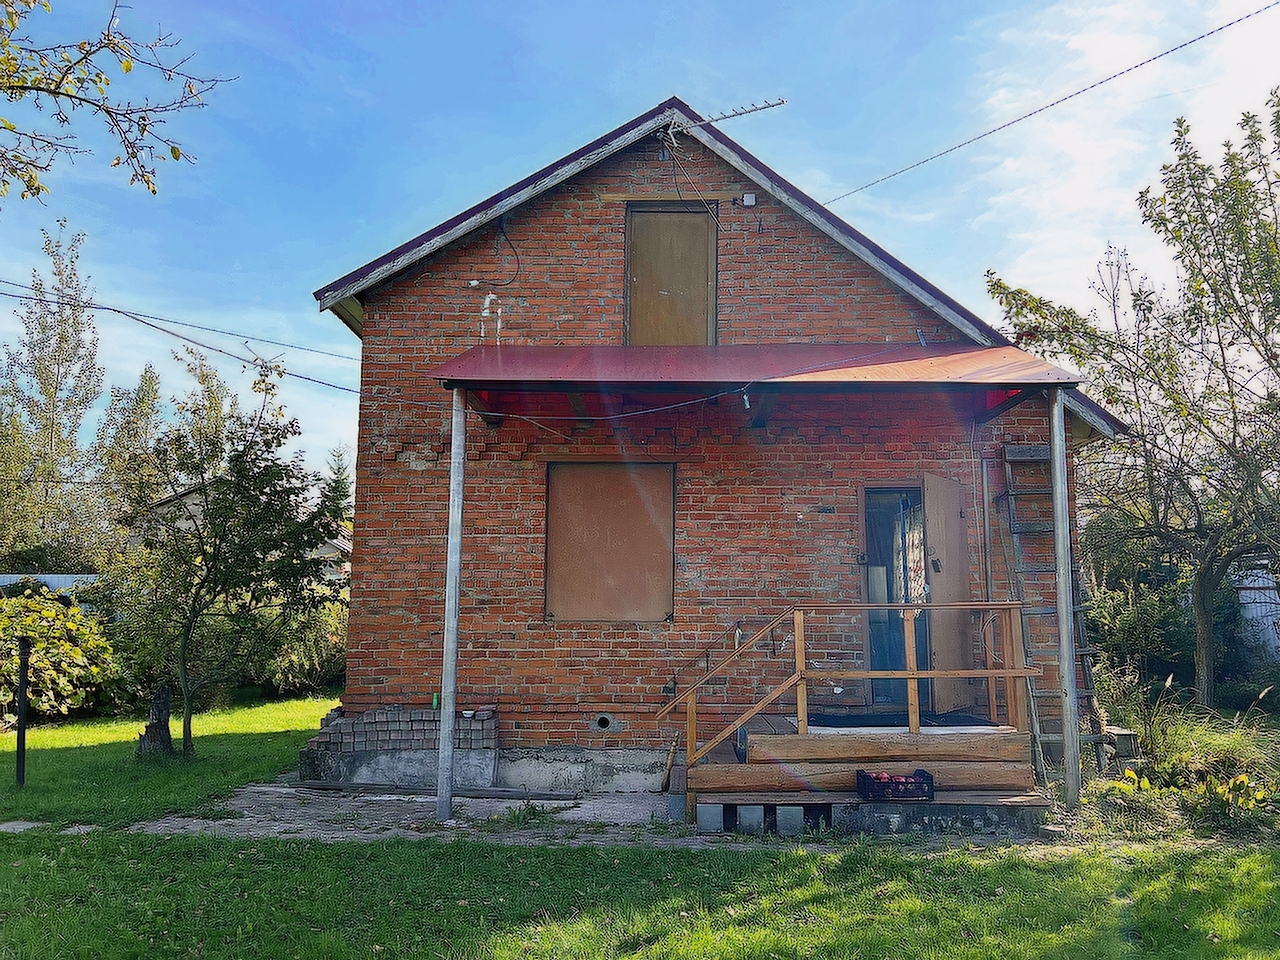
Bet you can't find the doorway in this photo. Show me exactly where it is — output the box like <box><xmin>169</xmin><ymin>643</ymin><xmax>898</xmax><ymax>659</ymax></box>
<box><xmin>864</xmin><ymin>488</ymin><xmax>931</xmax><ymax>709</ymax></box>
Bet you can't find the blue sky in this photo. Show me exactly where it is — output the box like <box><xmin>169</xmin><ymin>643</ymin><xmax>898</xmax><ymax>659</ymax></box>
<box><xmin>1</xmin><ymin>0</ymin><xmax>1277</xmax><ymax>469</ymax></box>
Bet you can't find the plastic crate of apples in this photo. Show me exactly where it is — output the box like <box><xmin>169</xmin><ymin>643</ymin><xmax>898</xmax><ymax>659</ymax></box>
<box><xmin>855</xmin><ymin>768</ymin><xmax>935</xmax><ymax>801</ymax></box>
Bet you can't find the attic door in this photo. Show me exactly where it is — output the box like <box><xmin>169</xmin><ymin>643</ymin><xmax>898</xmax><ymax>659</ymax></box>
<box><xmin>626</xmin><ymin>203</ymin><xmax>717</xmax><ymax>345</ymax></box>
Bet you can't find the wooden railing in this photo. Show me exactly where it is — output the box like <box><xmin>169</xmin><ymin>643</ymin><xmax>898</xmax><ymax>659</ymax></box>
<box><xmin>655</xmin><ymin>602</ymin><xmax>1039</xmax><ymax>766</ymax></box>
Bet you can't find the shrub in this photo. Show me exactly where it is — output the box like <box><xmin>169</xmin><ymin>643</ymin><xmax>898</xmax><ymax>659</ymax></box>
<box><xmin>0</xmin><ymin>588</ymin><xmax>118</xmax><ymax>725</ymax></box>
<box><xmin>259</xmin><ymin>602</ymin><xmax>346</xmax><ymax>694</ymax></box>
<box><xmin>1088</xmin><ymin>659</ymin><xmax>1279</xmax><ymax>832</ymax></box>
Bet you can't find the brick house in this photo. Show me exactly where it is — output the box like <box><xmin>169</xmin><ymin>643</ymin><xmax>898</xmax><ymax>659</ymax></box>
<box><xmin>305</xmin><ymin>98</ymin><xmax>1120</xmax><ymax>813</ymax></box>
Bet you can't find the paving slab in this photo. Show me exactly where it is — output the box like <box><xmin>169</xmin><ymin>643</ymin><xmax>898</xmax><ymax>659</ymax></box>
<box><xmin>60</xmin><ymin>824</ymin><xmax>100</xmax><ymax>835</ymax></box>
<box><xmin>0</xmin><ymin>820</ymin><xmax>46</xmax><ymax>833</ymax></box>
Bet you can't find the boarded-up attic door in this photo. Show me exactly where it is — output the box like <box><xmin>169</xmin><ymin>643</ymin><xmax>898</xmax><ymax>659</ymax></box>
<box><xmin>626</xmin><ymin>203</ymin><xmax>717</xmax><ymax>345</ymax></box>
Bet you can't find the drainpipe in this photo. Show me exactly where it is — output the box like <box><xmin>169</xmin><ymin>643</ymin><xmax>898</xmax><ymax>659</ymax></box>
<box><xmin>437</xmin><ymin>388</ymin><xmax>467</xmax><ymax>821</ymax></box>
<box><xmin>1049</xmin><ymin>387</ymin><xmax>1081</xmax><ymax>808</ymax></box>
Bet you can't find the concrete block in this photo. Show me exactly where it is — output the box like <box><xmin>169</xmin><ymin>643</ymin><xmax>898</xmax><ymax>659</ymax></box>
<box><xmin>737</xmin><ymin>804</ymin><xmax>765</xmax><ymax>835</ymax></box>
<box><xmin>696</xmin><ymin>803</ymin><xmax>724</xmax><ymax>834</ymax></box>
<box><xmin>776</xmin><ymin>804</ymin><xmax>805</xmax><ymax>837</ymax></box>
<box><xmin>667</xmin><ymin>793</ymin><xmax>687</xmax><ymax>822</ymax></box>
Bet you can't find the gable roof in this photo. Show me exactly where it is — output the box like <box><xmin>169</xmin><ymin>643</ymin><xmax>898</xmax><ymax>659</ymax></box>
<box><xmin>315</xmin><ymin>97</ymin><xmax>1122</xmax><ymax>438</ymax></box>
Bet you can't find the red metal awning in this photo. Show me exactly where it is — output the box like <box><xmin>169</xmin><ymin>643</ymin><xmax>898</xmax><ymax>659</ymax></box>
<box><xmin>432</xmin><ymin>343</ymin><xmax>1078</xmax><ymax>391</ymax></box>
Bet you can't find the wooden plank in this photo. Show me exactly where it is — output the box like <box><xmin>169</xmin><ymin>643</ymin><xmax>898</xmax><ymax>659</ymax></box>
<box><xmin>692</xmin><ymin>789</ymin><xmax>1049</xmax><ymax>808</ymax></box>
<box><xmin>688</xmin><ymin>760</ymin><xmax>1036</xmax><ymax>793</ymax></box>
<box><xmin>806</xmin><ymin>668</ymin><xmax>1040</xmax><ymax>680</ymax></box>
<box><xmin>746</xmin><ymin>731</ymin><xmax>1033</xmax><ymax>765</ymax></box>
<box><xmin>686</xmin><ymin>692</ymin><xmax>697</xmax><ymax>767</ymax></box>
<box><xmin>655</xmin><ymin>609</ymin><xmax>793</xmax><ymax>719</ymax></box>
<box><xmin>795</xmin><ymin>609</ymin><xmax>808</xmax><ymax>736</ymax></box>
<box><xmin>1010</xmin><ymin>609</ymin><xmax>1030</xmax><ymax>731</ymax></box>
<box><xmin>689</xmin><ymin>674</ymin><xmax>800</xmax><ymax>765</ymax></box>
<box><xmin>904</xmin><ymin>612</ymin><xmax>920</xmax><ymax>734</ymax></box>
<box><xmin>601</xmin><ymin>191</ymin><xmax>738</xmax><ymax>201</ymax></box>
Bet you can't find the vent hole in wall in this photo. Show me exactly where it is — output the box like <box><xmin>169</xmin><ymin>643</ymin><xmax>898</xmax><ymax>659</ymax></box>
<box><xmin>594</xmin><ymin>713</ymin><xmax>613</xmax><ymax>731</ymax></box>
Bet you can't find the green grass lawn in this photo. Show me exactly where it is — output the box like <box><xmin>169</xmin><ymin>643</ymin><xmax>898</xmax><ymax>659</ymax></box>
<box><xmin>1</xmin><ymin>698</ymin><xmax>1278</xmax><ymax>959</ymax></box>
<box><xmin>1</xmin><ymin>832</ymin><xmax>1276</xmax><ymax>958</ymax></box>
<box><xmin>0</xmin><ymin>696</ymin><xmax>337</xmax><ymax>827</ymax></box>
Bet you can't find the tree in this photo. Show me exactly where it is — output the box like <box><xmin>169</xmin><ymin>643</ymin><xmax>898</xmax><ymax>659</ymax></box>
<box><xmin>325</xmin><ymin>445</ymin><xmax>354</xmax><ymax>524</ymax></box>
<box><xmin>1</xmin><ymin>224</ymin><xmax>104</xmax><ymax>571</ymax></box>
<box><xmin>987</xmin><ymin>91</ymin><xmax>1280</xmax><ymax>705</ymax></box>
<box><xmin>108</xmin><ymin>353</ymin><xmax>347</xmax><ymax>755</ymax></box>
<box><xmin>0</xmin><ymin>0</ymin><xmax>226</xmax><ymax>205</ymax></box>
<box><xmin>988</xmin><ymin>248</ymin><xmax>1277</xmax><ymax>707</ymax></box>
<box><xmin>93</xmin><ymin>361</ymin><xmax>163</xmax><ymax>523</ymax></box>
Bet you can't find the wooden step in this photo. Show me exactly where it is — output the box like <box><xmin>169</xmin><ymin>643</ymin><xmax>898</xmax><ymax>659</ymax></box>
<box><xmin>693</xmin><ymin>789</ymin><xmax>1051</xmax><ymax>809</ymax></box>
<box><xmin>746</xmin><ymin>730</ymin><xmax>1031</xmax><ymax>765</ymax></box>
<box><xmin>688</xmin><ymin>759</ymin><xmax>1035</xmax><ymax>793</ymax></box>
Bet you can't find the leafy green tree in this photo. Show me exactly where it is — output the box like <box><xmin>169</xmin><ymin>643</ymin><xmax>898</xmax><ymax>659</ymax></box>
<box><xmin>93</xmin><ymin>361</ymin><xmax>164</xmax><ymax>523</ymax></box>
<box><xmin>0</xmin><ymin>0</ymin><xmax>225</xmax><ymax>205</ymax></box>
<box><xmin>0</xmin><ymin>586</ymin><xmax>117</xmax><ymax>724</ymax></box>
<box><xmin>325</xmin><ymin>445</ymin><xmax>354</xmax><ymax>524</ymax></box>
<box><xmin>1</xmin><ymin>224</ymin><xmax>104</xmax><ymax>571</ymax></box>
<box><xmin>989</xmin><ymin>248</ymin><xmax>1275</xmax><ymax>706</ymax></box>
<box><xmin>107</xmin><ymin>353</ymin><xmax>348</xmax><ymax>755</ymax></box>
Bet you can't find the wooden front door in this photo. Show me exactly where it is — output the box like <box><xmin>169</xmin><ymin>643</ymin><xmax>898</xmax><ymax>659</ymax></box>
<box><xmin>923</xmin><ymin>473</ymin><xmax>976</xmax><ymax>715</ymax></box>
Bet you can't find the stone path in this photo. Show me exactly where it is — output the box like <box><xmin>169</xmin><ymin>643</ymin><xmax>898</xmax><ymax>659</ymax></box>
<box><xmin>129</xmin><ymin>778</ymin><xmax>767</xmax><ymax>849</ymax></box>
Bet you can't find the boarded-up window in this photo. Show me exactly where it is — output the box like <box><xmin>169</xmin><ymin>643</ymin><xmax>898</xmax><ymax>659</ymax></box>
<box><xmin>545</xmin><ymin>463</ymin><xmax>675</xmax><ymax>621</ymax></box>
<box><xmin>626</xmin><ymin>204</ymin><xmax>716</xmax><ymax>345</ymax></box>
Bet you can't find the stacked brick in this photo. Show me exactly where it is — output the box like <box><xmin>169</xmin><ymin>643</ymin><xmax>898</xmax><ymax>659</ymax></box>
<box><xmin>302</xmin><ymin>707</ymin><xmax>498</xmax><ymax>756</ymax></box>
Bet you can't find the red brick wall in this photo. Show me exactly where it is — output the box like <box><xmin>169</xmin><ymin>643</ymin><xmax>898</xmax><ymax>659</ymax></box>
<box><xmin>346</xmin><ymin>134</ymin><xmax>1070</xmax><ymax>748</ymax></box>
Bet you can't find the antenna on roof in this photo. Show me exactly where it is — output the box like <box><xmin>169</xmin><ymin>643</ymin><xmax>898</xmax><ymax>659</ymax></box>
<box><xmin>673</xmin><ymin>98</ymin><xmax>787</xmax><ymax>133</ymax></box>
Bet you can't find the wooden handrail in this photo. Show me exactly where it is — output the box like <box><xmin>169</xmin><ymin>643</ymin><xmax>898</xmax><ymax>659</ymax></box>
<box><xmin>663</xmin><ymin>601</ymin><xmax>1037</xmax><ymax>777</ymax></box>
<box><xmin>654</xmin><ymin>607</ymin><xmax>793</xmax><ymax>719</ymax></box>
<box><xmin>655</xmin><ymin>602</ymin><xmax>1025</xmax><ymax>719</ymax></box>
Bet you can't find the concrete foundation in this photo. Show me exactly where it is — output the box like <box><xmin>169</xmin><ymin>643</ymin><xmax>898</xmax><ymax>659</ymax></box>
<box><xmin>301</xmin><ymin>707</ymin><xmax>672</xmax><ymax>795</ymax></box>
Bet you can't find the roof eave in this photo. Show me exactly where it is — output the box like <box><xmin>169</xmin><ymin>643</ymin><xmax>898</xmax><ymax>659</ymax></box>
<box><xmin>314</xmin><ymin>99</ymin><xmax>700</xmax><ymax>312</ymax></box>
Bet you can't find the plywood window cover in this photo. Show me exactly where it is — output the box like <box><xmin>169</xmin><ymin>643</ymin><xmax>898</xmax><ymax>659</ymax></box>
<box><xmin>545</xmin><ymin>462</ymin><xmax>676</xmax><ymax>623</ymax></box>
<box><xmin>625</xmin><ymin>202</ymin><xmax>718</xmax><ymax>346</ymax></box>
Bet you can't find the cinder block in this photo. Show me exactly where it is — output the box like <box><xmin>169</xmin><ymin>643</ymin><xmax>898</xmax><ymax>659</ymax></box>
<box><xmin>736</xmin><ymin>804</ymin><xmax>765</xmax><ymax>835</ymax></box>
<box><xmin>776</xmin><ymin>804</ymin><xmax>805</xmax><ymax>837</ymax></box>
<box><xmin>696</xmin><ymin>803</ymin><xmax>724</xmax><ymax>834</ymax></box>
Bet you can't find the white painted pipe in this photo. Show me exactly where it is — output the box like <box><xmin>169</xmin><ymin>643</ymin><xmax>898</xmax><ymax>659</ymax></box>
<box><xmin>436</xmin><ymin>388</ymin><xmax>467</xmax><ymax>821</ymax></box>
<box><xmin>1050</xmin><ymin>387</ymin><xmax>1082</xmax><ymax>809</ymax></box>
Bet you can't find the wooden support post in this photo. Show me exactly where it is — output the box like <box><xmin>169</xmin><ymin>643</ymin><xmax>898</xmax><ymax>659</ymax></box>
<box><xmin>436</xmin><ymin>388</ymin><xmax>466</xmax><ymax>823</ymax></box>
<box><xmin>794</xmin><ymin>609</ymin><xmax>808</xmax><ymax>735</ymax></box>
<box><xmin>685</xmin><ymin>691</ymin><xmax>697</xmax><ymax>822</ymax></box>
<box><xmin>1050</xmin><ymin>386</ymin><xmax>1082</xmax><ymax>809</ymax></box>
<box><xmin>904</xmin><ymin>610</ymin><xmax>921</xmax><ymax>734</ymax></box>
<box><xmin>985</xmin><ymin>614</ymin><xmax>998</xmax><ymax>724</ymax></box>
<box><xmin>1009</xmin><ymin>608</ymin><xmax>1030</xmax><ymax>732</ymax></box>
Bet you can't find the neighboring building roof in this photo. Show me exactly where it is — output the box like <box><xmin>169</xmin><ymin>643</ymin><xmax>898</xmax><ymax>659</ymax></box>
<box><xmin>316</xmin><ymin>96</ymin><xmax>1123</xmax><ymax>438</ymax></box>
<box><xmin>434</xmin><ymin>343</ymin><xmax>1079</xmax><ymax>392</ymax></box>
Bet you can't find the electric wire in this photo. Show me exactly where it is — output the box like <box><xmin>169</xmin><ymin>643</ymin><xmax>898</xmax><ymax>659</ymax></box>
<box><xmin>825</xmin><ymin>0</ymin><xmax>1280</xmax><ymax>205</ymax></box>
<box><xmin>0</xmin><ymin>278</ymin><xmax>360</xmax><ymax>362</ymax></box>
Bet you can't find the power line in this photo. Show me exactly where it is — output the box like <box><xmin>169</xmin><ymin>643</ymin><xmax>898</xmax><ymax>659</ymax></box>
<box><xmin>0</xmin><ymin>288</ymin><xmax>362</xmax><ymax>396</ymax></box>
<box><xmin>825</xmin><ymin>0</ymin><xmax>1280</xmax><ymax>205</ymax></box>
<box><xmin>0</xmin><ymin>278</ymin><xmax>360</xmax><ymax>362</ymax></box>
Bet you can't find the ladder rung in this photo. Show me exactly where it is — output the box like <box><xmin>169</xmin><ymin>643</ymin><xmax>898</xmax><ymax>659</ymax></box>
<box><xmin>1008</xmin><ymin>486</ymin><xmax>1053</xmax><ymax>496</ymax></box>
<box><xmin>1005</xmin><ymin>444</ymin><xmax>1051</xmax><ymax>462</ymax></box>
<box><xmin>1022</xmin><ymin>606</ymin><xmax>1057</xmax><ymax>616</ymax></box>
<box><xmin>1011</xmin><ymin>520</ymin><xmax>1054</xmax><ymax>534</ymax></box>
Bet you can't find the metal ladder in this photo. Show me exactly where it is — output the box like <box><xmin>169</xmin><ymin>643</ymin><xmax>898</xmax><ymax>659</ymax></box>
<box><xmin>1001</xmin><ymin>444</ymin><xmax>1108</xmax><ymax>780</ymax></box>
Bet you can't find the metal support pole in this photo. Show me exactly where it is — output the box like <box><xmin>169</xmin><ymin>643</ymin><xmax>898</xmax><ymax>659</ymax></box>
<box><xmin>436</xmin><ymin>388</ymin><xmax>467</xmax><ymax>821</ymax></box>
<box><xmin>16</xmin><ymin>635</ymin><xmax>31</xmax><ymax>787</ymax></box>
<box><xmin>1049</xmin><ymin>387</ymin><xmax>1082</xmax><ymax>808</ymax></box>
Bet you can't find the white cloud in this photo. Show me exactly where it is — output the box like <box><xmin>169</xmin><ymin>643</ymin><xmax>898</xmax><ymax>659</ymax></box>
<box><xmin>968</xmin><ymin>0</ymin><xmax>1280</xmax><ymax>313</ymax></box>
